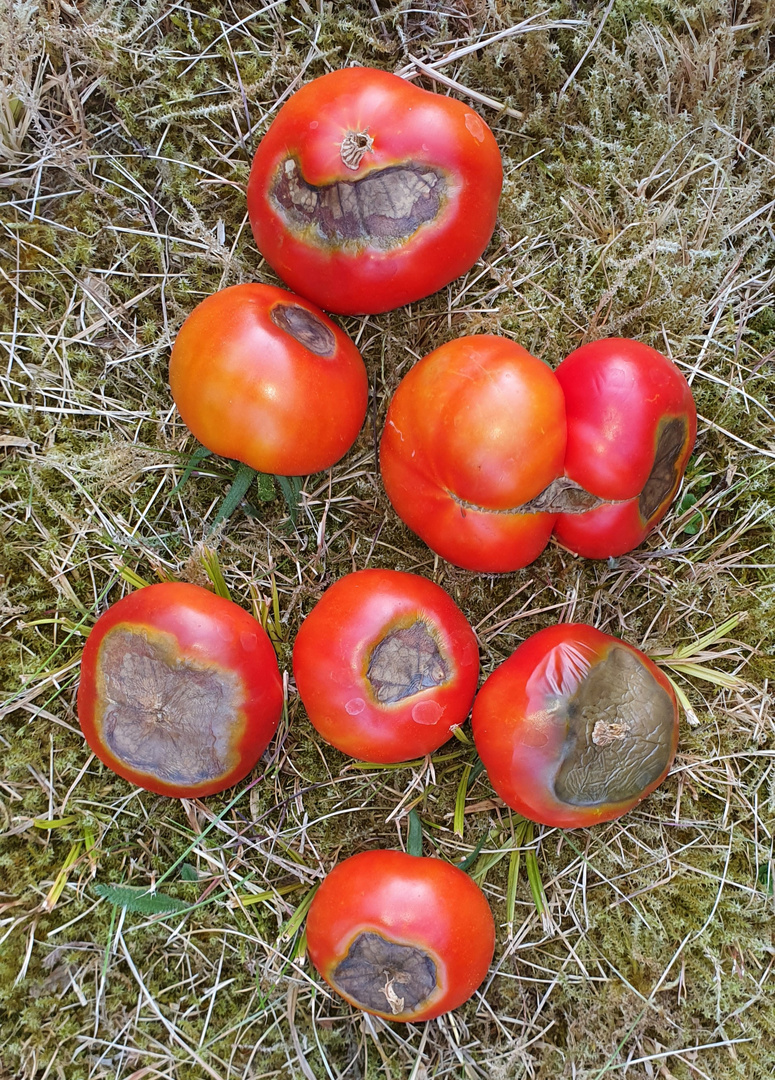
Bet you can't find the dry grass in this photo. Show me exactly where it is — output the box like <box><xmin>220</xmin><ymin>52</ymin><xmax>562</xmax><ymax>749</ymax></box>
<box><xmin>1</xmin><ymin>0</ymin><xmax>774</xmax><ymax>1077</ymax></box>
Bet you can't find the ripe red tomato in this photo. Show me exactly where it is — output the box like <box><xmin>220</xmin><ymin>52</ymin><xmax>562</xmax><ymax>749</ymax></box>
<box><xmin>471</xmin><ymin>624</ymin><xmax>680</xmax><ymax>828</ymax></box>
<box><xmin>169</xmin><ymin>283</ymin><xmax>368</xmax><ymax>475</ymax></box>
<box><xmin>246</xmin><ymin>67</ymin><xmax>503</xmax><ymax>315</ymax></box>
<box><xmin>380</xmin><ymin>335</ymin><xmax>696</xmax><ymax>572</ymax></box>
<box><xmin>380</xmin><ymin>336</ymin><xmax>567</xmax><ymax>573</ymax></box>
<box><xmin>292</xmin><ymin>569</ymin><xmax>479</xmax><ymax>763</ymax></box>
<box><xmin>553</xmin><ymin>338</ymin><xmax>697</xmax><ymax>558</ymax></box>
<box><xmin>306</xmin><ymin>850</ymin><xmax>495</xmax><ymax>1021</ymax></box>
<box><xmin>77</xmin><ymin>583</ymin><xmax>283</xmax><ymax>798</ymax></box>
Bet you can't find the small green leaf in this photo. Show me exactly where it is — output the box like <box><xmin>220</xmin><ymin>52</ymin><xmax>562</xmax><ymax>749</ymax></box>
<box><xmin>255</xmin><ymin>472</ymin><xmax>276</xmax><ymax>502</ymax></box>
<box><xmin>170</xmin><ymin>445</ymin><xmax>213</xmax><ymax>496</ymax></box>
<box><xmin>407</xmin><ymin>809</ymin><xmax>423</xmax><ymax>857</ymax></box>
<box><xmin>457</xmin><ymin>831</ymin><xmax>489</xmax><ymax>873</ymax></box>
<box><xmin>454</xmin><ymin>764</ymin><xmax>472</xmax><ymax>837</ymax></box>
<box><xmin>95</xmin><ymin>883</ymin><xmax>190</xmax><ymax>915</ymax></box>
<box><xmin>280</xmin><ymin>884</ymin><xmax>319</xmax><ymax>940</ymax></box>
<box><xmin>277</xmin><ymin>475</ymin><xmax>303</xmax><ymax>525</ymax></box>
<box><xmin>209</xmin><ymin>461</ymin><xmax>258</xmax><ymax>532</ymax></box>
<box><xmin>757</xmin><ymin>863</ymin><xmax>773</xmax><ymax>895</ymax></box>
<box><xmin>180</xmin><ymin>864</ymin><xmax>199</xmax><ymax>882</ymax></box>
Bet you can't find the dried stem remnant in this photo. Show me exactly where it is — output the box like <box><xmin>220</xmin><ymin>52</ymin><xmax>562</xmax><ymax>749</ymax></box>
<box><xmin>332</xmin><ymin>932</ymin><xmax>436</xmax><ymax>1015</ymax></box>
<box><xmin>367</xmin><ymin>621</ymin><xmax>449</xmax><ymax>703</ymax></box>
<box><xmin>97</xmin><ymin>627</ymin><xmax>241</xmax><ymax>785</ymax></box>
<box><xmin>554</xmin><ymin>646</ymin><xmax>676</xmax><ymax>807</ymax></box>
<box><xmin>272</xmin><ymin>158</ymin><xmax>446</xmax><ymax>248</ymax></box>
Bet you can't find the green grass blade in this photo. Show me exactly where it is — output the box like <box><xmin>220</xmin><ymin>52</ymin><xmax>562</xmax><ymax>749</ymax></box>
<box><xmin>94</xmin><ymin>883</ymin><xmax>190</xmax><ymax>915</ymax></box>
<box><xmin>407</xmin><ymin>809</ymin><xmax>423</xmax><ymax>856</ymax></box>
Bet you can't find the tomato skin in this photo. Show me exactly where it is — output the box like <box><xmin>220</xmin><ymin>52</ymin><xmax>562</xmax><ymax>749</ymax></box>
<box><xmin>306</xmin><ymin>850</ymin><xmax>495</xmax><ymax>1022</ymax></box>
<box><xmin>77</xmin><ymin>583</ymin><xmax>283</xmax><ymax>798</ymax></box>
<box><xmin>554</xmin><ymin>339</ymin><xmax>697</xmax><ymax>557</ymax></box>
<box><xmin>380</xmin><ymin>336</ymin><xmax>566</xmax><ymax>573</ymax></box>
<box><xmin>247</xmin><ymin>67</ymin><xmax>503</xmax><ymax>315</ymax></box>
<box><xmin>169</xmin><ymin>283</ymin><xmax>368</xmax><ymax>476</ymax></box>
<box><xmin>471</xmin><ymin>624</ymin><xmax>680</xmax><ymax>828</ymax></box>
<box><xmin>292</xmin><ymin>569</ymin><xmax>479</xmax><ymax>763</ymax></box>
<box><xmin>380</xmin><ymin>335</ymin><xmax>696</xmax><ymax>571</ymax></box>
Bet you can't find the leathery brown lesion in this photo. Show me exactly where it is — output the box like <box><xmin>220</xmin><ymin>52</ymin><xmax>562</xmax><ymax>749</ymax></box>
<box><xmin>331</xmin><ymin>931</ymin><xmax>437</xmax><ymax>1015</ymax></box>
<box><xmin>270</xmin><ymin>302</ymin><xmax>336</xmax><ymax>357</ymax></box>
<box><xmin>271</xmin><ymin>157</ymin><xmax>446</xmax><ymax>248</ymax></box>
<box><xmin>366</xmin><ymin>621</ymin><xmax>450</xmax><ymax>704</ymax></box>
<box><xmin>553</xmin><ymin>646</ymin><xmax>676</xmax><ymax>807</ymax></box>
<box><xmin>97</xmin><ymin>626</ymin><xmax>241</xmax><ymax>784</ymax></box>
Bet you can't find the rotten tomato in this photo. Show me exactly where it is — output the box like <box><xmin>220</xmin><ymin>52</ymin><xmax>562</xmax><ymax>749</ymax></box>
<box><xmin>306</xmin><ymin>850</ymin><xmax>495</xmax><ymax>1021</ymax></box>
<box><xmin>292</xmin><ymin>569</ymin><xmax>479</xmax><ymax>763</ymax></box>
<box><xmin>169</xmin><ymin>283</ymin><xmax>368</xmax><ymax>476</ymax></box>
<box><xmin>471</xmin><ymin>624</ymin><xmax>680</xmax><ymax>828</ymax></box>
<box><xmin>247</xmin><ymin>67</ymin><xmax>503</xmax><ymax>315</ymax></box>
<box><xmin>77</xmin><ymin>582</ymin><xmax>284</xmax><ymax>798</ymax></box>
<box><xmin>380</xmin><ymin>335</ymin><xmax>696</xmax><ymax>572</ymax></box>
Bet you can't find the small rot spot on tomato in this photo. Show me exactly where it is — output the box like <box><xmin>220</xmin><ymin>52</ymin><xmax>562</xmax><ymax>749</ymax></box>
<box><xmin>310</xmin><ymin>120</ymin><xmax>318</xmax><ymax>129</ymax></box>
<box><xmin>464</xmin><ymin>112</ymin><xmax>486</xmax><ymax>143</ymax></box>
<box><xmin>345</xmin><ymin>697</ymin><xmax>366</xmax><ymax>715</ymax></box>
<box><xmin>411</xmin><ymin>700</ymin><xmax>443</xmax><ymax>726</ymax></box>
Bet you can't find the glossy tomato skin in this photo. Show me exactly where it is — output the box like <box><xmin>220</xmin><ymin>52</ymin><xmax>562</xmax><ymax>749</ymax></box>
<box><xmin>306</xmin><ymin>850</ymin><xmax>495</xmax><ymax>1022</ymax></box>
<box><xmin>380</xmin><ymin>336</ymin><xmax>567</xmax><ymax>573</ymax></box>
<box><xmin>554</xmin><ymin>339</ymin><xmax>697</xmax><ymax>558</ymax></box>
<box><xmin>169</xmin><ymin>283</ymin><xmax>368</xmax><ymax>476</ymax></box>
<box><xmin>293</xmin><ymin>570</ymin><xmax>479</xmax><ymax>763</ymax></box>
<box><xmin>471</xmin><ymin>624</ymin><xmax>680</xmax><ymax>828</ymax></box>
<box><xmin>78</xmin><ymin>583</ymin><xmax>283</xmax><ymax>798</ymax></box>
<box><xmin>247</xmin><ymin>67</ymin><xmax>503</xmax><ymax>315</ymax></box>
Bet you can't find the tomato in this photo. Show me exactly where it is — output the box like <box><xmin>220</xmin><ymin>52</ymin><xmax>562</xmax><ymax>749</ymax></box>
<box><xmin>293</xmin><ymin>569</ymin><xmax>479</xmax><ymax>763</ymax></box>
<box><xmin>306</xmin><ymin>850</ymin><xmax>495</xmax><ymax>1021</ymax></box>
<box><xmin>169</xmin><ymin>283</ymin><xmax>368</xmax><ymax>476</ymax></box>
<box><xmin>552</xmin><ymin>338</ymin><xmax>697</xmax><ymax>558</ymax></box>
<box><xmin>246</xmin><ymin>67</ymin><xmax>503</xmax><ymax>315</ymax></box>
<box><xmin>380</xmin><ymin>335</ymin><xmax>567</xmax><ymax>573</ymax></box>
<box><xmin>471</xmin><ymin>624</ymin><xmax>680</xmax><ymax>828</ymax></box>
<box><xmin>77</xmin><ymin>583</ymin><xmax>283</xmax><ymax>798</ymax></box>
<box><xmin>379</xmin><ymin>335</ymin><xmax>696</xmax><ymax>572</ymax></box>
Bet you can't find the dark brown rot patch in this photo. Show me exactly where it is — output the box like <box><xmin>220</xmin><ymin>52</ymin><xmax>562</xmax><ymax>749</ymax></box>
<box><xmin>331</xmin><ymin>932</ymin><xmax>437</xmax><ymax>1015</ymax></box>
<box><xmin>270</xmin><ymin>302</ymin><xmax>336</xmax><ymax>357</ymax></box>
<box><xmin>554</xmin><ymin>646</ymin><xmax>676</xmax><ymax>807</ymax></box>
<box><xmin>96</xmin><ymin>627</ymin><xmax>241</xmax><ymax>785</ymax></box>
<box><xmin>639</xmin><ymin>417</ymin><xmax>689</xmax><ymax>521</ymax></box>
<box><xmin>271</xmin><ymin>158</ymin><xmax>446</xmax><ymax>248</ymax></box>
<box><xmin>366</xmin><ymin>621</ymin><xmax>449</xmax><ymax>704</ymax></box>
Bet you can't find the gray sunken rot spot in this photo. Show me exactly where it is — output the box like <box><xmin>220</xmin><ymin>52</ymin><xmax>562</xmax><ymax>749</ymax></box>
<box><xmin>270</xmin><ymin>302</ymin><xmax>336</xmax><ymax>357</ymax></box>
<box><xmin>96</xmin><ymin>627</ymin><xmax>242</xmax><ymax>785</ymax></box>
<box><xmin>331</xmin><ymin>931</ymin><xmax>437</xmax><ymax>1016</ymax></box>
<box><xmin>639</xmin><ymin>416</ymin><xmax>689</xmax><ymax>521</ymax></box>
<box><xmin>554</xmin><ymin>646</ymin><xmax>675</xmax><ymax>807</ymax></box>
<box><xmin>366</xmin><ymin>621</ymin><xmax>449</xmax><ymax>705</ymax></box>
<box><xmin>271</xmin><ymin>158</ymin><xmax>446</xmax><ymax>249</ymax></box>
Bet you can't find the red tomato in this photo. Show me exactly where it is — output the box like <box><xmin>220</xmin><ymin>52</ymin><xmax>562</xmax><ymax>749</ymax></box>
<box><xmin>553</xmin><ymin>338</ymin><xmax>697</xmax><ymax>558</ymax></box>
<box><xmin>169</xmin><ymin>283</ymin><xmax>368</xmax><ymax>476</ymax></box>
<box><xmin>306</xmin><ymin>850</ymin><xmax>495</xmax><ymax>1021</ymax></box>
<box><xmin>293</xmin><ymin>569</ymin><xmax>479</xmax><ymax>763</ymax></box>
<box><xmin>471</xmin><ymin>624</ymin><xmax>680</xmax><ymax>828</ymax></box>
<box><xmin>380</xmin><ymin>335</ymin><xmax>696</xmax><ymax>572</ymax></box>
<box><xmin>247</xmin><ymin>67</ymin><xmax>503</xmax><ymax>315</ymax></box>
<box><xmin>77</xmin><ymin>583</ymin><xmax>283</xmax><ymax>798</ymax></box>
<box><xmin>380</xmin><ymin>336</ymin><xmax>567</xmax><ymax>573</ymax></box>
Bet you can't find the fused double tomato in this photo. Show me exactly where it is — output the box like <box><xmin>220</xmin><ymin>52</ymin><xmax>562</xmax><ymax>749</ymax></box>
<box><xmin>247</xmin><ymin>67</ymin><xmax>503</xmax><ymax>315</ymax></box>
<box><xmin>380</xmin><ymin>336</ymin><xmax>697</xmax><ymax>572</ymax></box>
